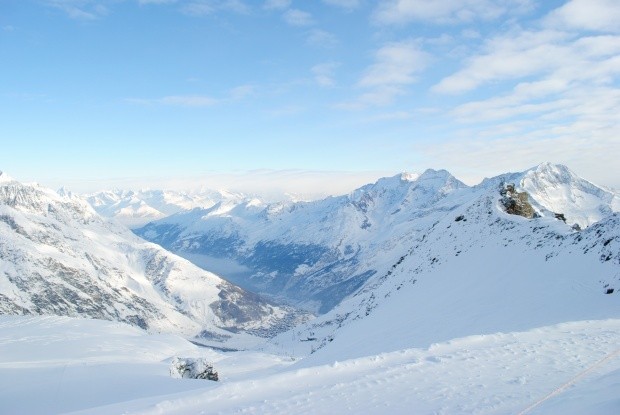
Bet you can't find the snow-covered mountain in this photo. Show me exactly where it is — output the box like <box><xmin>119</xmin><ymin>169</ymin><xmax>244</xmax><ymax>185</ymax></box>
<box><xmin>136</xmin><ymin>169</ymin><xmax>471</xmax><ymax>312</ymax></box>
<box><xmin>136</xmin><ymin>163</ymin><xmax>619</xmax><ymax>314</ymax></box>
<box><xmin>520</xmin><ymin>162</ymin><xmax>620</xmax><ymax>229</ymax></box>
<box><xmin>85</xmin><ymin>188</ymin><xmax>246</xmax><ymax>228</ymax></box>
<box><xmin>273</xmin><ymin>179</ymin><xmax>620</xmax><ymax>363</ymax></box>
<box><xmin>0</xmin><ymin>172</ymin><xmax>300</xmax><ymax>344</ymax></box>
<box><xmin>1</xmin><ymin>164</ymin><xmax>619</xmax><ymax>414</ymax></box>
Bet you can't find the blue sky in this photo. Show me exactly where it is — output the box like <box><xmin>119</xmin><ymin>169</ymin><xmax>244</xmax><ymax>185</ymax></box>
<box><xmin>1</xmin><ymin>0</ymin><xmax>619</xmax><ymax>195</ymax></box>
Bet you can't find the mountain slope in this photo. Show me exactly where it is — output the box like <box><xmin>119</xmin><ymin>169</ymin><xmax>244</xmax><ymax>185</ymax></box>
<box><xmin>520</xmin><ymin>162</ymin><xmax>620</xmax><ymax>229</ymax></box>
<box><xmin>136</xmin><ymin>169</ymin><xmax>471</xmax><ymax>313</ymax></box>
<box><xmin>6</xmin><ymin>315</ymin><xmax>615</xmax><ymax>415</ymax></box>
<box><xmin>0</xmin><ymin>172</ymin><xmax>300</xmax><ymax>343</ymax></box>
<box><xmin>136</xmin><ymin>163</ymin><xmax>618</xmax><ymax>315</ymax></box>
<box><xmin>272</xmin><ymin>182</ymin><xmax>619</xmax><ymax>364</ymax></box>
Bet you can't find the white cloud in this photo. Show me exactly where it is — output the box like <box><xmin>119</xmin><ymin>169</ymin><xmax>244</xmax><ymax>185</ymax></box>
<box><xmin>43</xmin><ymin>0</ymin><xmax>251</xmax><ymax>18</ymax></box>
<box><xmin>263</xmin><ymin>0</ymin><xmax>290</xmax><ymax>10</ymax></box>
<box><xmin>127</xmin><ymin>84</ymin><xmax>257</xmax><ymax>106</ymax></box>
<box><xmin>220</xmin><ymin>0</ymin><xmax>250</xmax><ymax>14</ymax></box>
<box><xmin>42</xmin><ymin>0</ymin><xmax>109</xmax><ymax>20</ymax></box>
<box><xmin>365</xmin><ymin>111</ymin><xmax>417</xmax><ymax>122</ymax></box>
<box><xmin>181</xmin><ymin>1</ymin><xmax>214</xmax><ymax>15</ymax></box>
<box><xmin>433</xmin><ymin>30</ymin><xmax>571</xmax><ymax>94</ymax></box>
<box><xmin>544</xmin><ymin>0</ymin><xmax>620</xmax><ymax>33</ymax></box>
<box><xmin>424</xmin><ymin>82</ymin><xmax>620</xmax><ymax>188</ymax></box>
<box><xmin>322</xmin><ymin>0</ymin><xmax>360</xmax><ymax>10</ymax></box>
<box><xmin>419</xmin><ymin>0</ymin><xmax>620</xmax><ymax>190</ymax></box>
<box><xmin>283</xmin><ymin>9</ymin><xmax>315</xmax><ymax>26</ymax></box>
<box><xmin>359</xmin><ymin>41</ymin><xmax>429</xmax><ymax>88</ymax></box>
<box><xmin>306</xmin><ymin>29</ymin><xmax>339</xmax><ymax>48</ymax></box>
<box><xmin>68</xmin><ymin>169</ymin><xmax>393</xmax><ymax>200</ymax></box>
<box><xmin>312</xmin><ymin>63</ymin><xmax>340</xmax><ymax>87</ymax></box>
<box><xmin>419</xmin><ymin>124</ymin><xmax>620</xmax><ymax>189</ymax></box>
<box><xmin>338</xmin><ymin>41</ymin><xmax>429</xmax><ymax>109</ymax></box>
<box><xmin>265</xmin><ymin>105</ymin><xmax>305</xmax><ymax>117</ymax></box>
<box><xmin>435</xmin><ymin>31</ymin><xmax>620</xmax><ymax>95</ymax></box>
<box><xmin>229</xmin><ymin>84</ymin><xmax>256</xmax><ymax>100</ymax></box>
<box><xmin>127</xmin><ymin>95</ymin><xmax>219</xmax><ymax>107</ymax></box>
<box><xmin>194</xmin><ymin>169</ymin><xmax>390</xmax><ymax>200</ymax></box>
<box><xmin>181</xmin><ymin>0</ymin><xmax>250</xmax><ymax>16</ymax></box>
<box><xmin>336</xmin><ymin>86</ymin><xmax>406</xmax><ymax>109</ymax></box>
<box><xmin>138</xmin><ymin>0</ymin><xmax>178</xmax><ymax>4</ymax></box>
<box><xmin>373</xmin><ymin>0</ymin><xmax>533</xmax><ymax>25</ymax></box>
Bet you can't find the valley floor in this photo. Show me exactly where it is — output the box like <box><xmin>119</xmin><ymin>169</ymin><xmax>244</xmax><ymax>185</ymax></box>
<box><xmin>1</xmin><ymin>316</ymin><xmax>619</xmax><ymax>414</ymax></box>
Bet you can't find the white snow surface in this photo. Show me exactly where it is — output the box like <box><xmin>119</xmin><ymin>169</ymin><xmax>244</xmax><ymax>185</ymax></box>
<box><xmin>0</xmin><ymin>316</ymin><xmax>618</xmax><ymax>414</ymax></box>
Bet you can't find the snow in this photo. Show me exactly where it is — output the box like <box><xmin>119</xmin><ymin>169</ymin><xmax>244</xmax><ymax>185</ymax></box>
<box><xmin>520</xmin><ymin>163</ymin><xmax>619</xmax><ymax>228</ymax></box>
<box><xmin>84</xmin><ymin>188</ymin><xmax>248</xmax><ymax>228</ymax></box>
<box><xmin>1</xmin><ymin>316</ymin><xmax>618</xmax><ymax>414</ymax></box>
<box><xmin>0</xmin><ymin>171</ymin><xmax>16</xmax><ymax>183</ymax></box>
<box><xmin>1</xmin><ymin>163</ymin><xmax>619</xmax><ymax>414</ymax></box>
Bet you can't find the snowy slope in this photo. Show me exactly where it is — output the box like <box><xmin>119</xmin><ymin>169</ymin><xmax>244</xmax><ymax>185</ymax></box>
<box><xmin>271</xmin><ymin>184</ymin><xmax>620</xmax><ymax>364</ymax></box>
<box><xmin>85</xmin><ymin>188</ymin><xmax>246</xmax><ymax>228</ymax></box>
<box><xmin>2</xmin><ymin>315</ymin><xmax>617</xmax><ymax>415</ymax></box>
<box><xmin>520</xmin><ymin>162</ymin><xmax>620</xmax><ymax>229</ymax></box>
<box><xmin>136</xmin><ymin>163</ymin><xmax>618</xmax><ymax>315</ymax></box>
<box><xmin>0</xmin><ymin>315</ymin><xmax>300</xmax><ymax>415</ymax></box>
<box><xmin>0</xmin><ymin>172</ymin><xmax>300</xmax><ymax>343</ymax></box>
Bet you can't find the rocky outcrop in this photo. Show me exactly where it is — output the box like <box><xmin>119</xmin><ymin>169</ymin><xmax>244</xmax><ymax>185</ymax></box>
<box><xmin>170</xmin><ymin>357</ymin><xmax>219</xmax><ymax>381</ymax></box>
<box><xmin>500</xmin><ymin>183</ymin><xmax>538</xmax><ymax>219</ymax></box>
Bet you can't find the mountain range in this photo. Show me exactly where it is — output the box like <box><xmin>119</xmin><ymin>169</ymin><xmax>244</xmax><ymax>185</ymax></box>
<box><xmin>84</xmin><ymin>188</ymin><xmax>246</xmax><ymax>228</ymax></box>
<box><xmin>135</xmin><ymin>162</ymin><xmax>619</xmax><ymax>316</ymax></box>
<box><xmin>0</xmin><ymin>172</ymin><xmax>301</xmax><ymax>346</ymax></box>
<box><xmin>1</xmin><ymin>163</ymin><xmax>619</xmax><ymax>413</ymax></box>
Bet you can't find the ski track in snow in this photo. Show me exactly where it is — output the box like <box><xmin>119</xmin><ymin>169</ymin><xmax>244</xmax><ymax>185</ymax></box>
<box><xmin>37</xmin><ymin>319</ymin><xmax>618</xmax><ymax>415</ymax></box>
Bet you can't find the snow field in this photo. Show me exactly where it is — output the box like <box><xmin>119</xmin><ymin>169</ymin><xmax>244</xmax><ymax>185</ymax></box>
<box><xmin>1</xmin><ymin>316</ymin><xmax>618</xmax><ymax>414</ymax></box>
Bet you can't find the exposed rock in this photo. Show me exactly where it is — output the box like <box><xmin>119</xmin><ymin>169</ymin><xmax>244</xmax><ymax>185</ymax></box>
<box><xmin>170</xmin><ymin>357</ymin><xmax>219</xmax><ymax>381</ymax></box>
<box><xmin>500</xmin><ymin>183</ymin><xmax>538</xmax><ymax>219</ymax></box>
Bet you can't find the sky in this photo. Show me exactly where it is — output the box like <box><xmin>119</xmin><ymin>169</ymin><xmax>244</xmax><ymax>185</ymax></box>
<box><xmin>1</xmin><ymin>0</ymin><xmax>619</xmax><ymax>196</ymax></box>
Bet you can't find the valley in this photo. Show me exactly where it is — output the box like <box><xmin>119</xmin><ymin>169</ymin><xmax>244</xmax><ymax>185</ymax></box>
<box><xmin>0</xmin><ymin>163</ymin><xmax>618</xmax><ymax>414</ymax></box>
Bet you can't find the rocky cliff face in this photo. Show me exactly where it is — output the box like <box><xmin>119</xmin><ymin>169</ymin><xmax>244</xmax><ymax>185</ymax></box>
<box><xmin>500</xmin><ymin>183</ymin><xmax>538</xmax><ymax>219</ymax></box>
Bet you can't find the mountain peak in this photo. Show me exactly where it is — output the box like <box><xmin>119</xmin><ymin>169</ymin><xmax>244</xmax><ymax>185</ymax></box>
<box><xmin>531</xmin><ymin>162</ymin><xmax>573</xmax><ymax>179</ymax></box>
<box><xmin>418</xmin><ymin>168</ymin><xmax>453</xmax><ymax>179</ymax></box>
<box><xmin>0</xmin><ymin>171</ymin><xmax>15</xmax><ymax>183</ymax></box>
<box><xmin>520</xmin><ymin>162</ymin><xmax>618</xmax><ymax>228</ymax></box>
<box><xmin>399</xmin><ymin>172</ymin><xmax>419</xmax><ymax>182</ymax></box>
<box><xmin>524</xmin><ymin>162</ymin><xmax>585</xmax><ymax>189</ymax></box>
<box><xmin>416</xmin><ymin>168</ymin><xmax>468</xmax><ymax>191</ymax></box>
